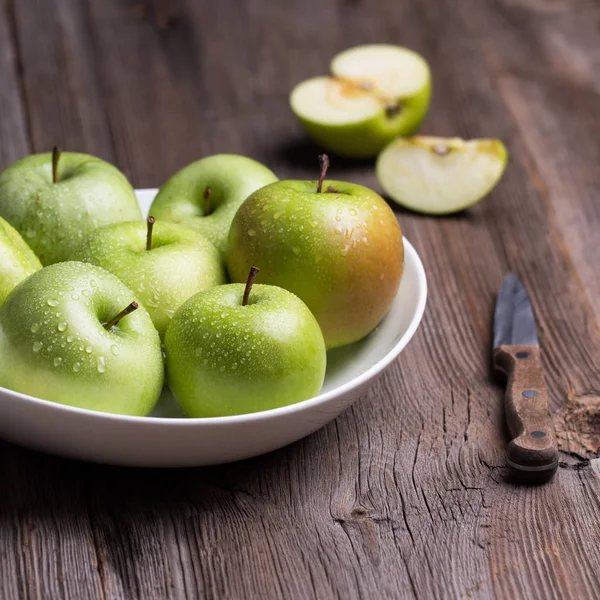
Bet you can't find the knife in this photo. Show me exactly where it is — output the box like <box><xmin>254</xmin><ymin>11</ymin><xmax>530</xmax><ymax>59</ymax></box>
<box><xmin>493</xmin><ymin>273</ymin><xmax>559</xmax><ymax>482</ymax></box>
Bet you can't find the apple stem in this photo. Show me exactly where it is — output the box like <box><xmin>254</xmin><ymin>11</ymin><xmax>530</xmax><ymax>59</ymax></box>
<box><xmin>242</xmin><ymin>266</ymin><xmax>260</xmax><ymax>306</ymax></box>
<box><xmin>103</xmin><ymin>301</ymin><xmax>139</xmax><ymax>330</ymax></box>
<box><xmin>204</xmin><ymin>186</ymin><xmax>211</xmax><ymax>215</ymax></box>
<box><xmin>317</xmin><ymin>154</ymin><xmax>330</xmax><ymax>193</ymax></box>
<box><xmin>146</xmin><ymin>216</ymin><xmax>155</xmax><ymax>251</ymax></box>
<box><xmin>52</xmin><ymin>146</ymin><xmax>61</xmax><ymax>184</ymax></box>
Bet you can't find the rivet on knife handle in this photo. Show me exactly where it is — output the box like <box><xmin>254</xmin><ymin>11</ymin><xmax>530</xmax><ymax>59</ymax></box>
<box><xmin>494</xmin><ymin>345</ymin><xmax>559</xmax><ymax>478</ymax></box>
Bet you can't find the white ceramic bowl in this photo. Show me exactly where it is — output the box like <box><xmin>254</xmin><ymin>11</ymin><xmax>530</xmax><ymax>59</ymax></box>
<box><xmin>0</xmin><ymin>189</ymin><xmax>427</xmax><ymax>466</ymax></box>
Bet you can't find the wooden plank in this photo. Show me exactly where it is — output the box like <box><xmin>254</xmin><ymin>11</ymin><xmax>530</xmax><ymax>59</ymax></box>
<box><xmin>7</xmin><ymin>0</ymin><xmax>116</xmax><ymax>162</ymax></box>
<box><xmin>1</xmin><ymin>0</ymin><xmax>599</xmax><ymax>598</ymax></box>
<box><xmin>0</xmin><ymin>0</ymin><xmax>29</xmax><ymax>164</ymax></box>
<box><xmin>456</xmin><ymin>0</ymin><xmax>600</xmax><ymax>458</ymax></box>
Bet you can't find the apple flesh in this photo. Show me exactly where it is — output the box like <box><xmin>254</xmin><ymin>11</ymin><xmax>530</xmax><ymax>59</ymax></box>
<box><xmin>164</xmin><ymin>277</ymin><xmax>327</xmax><ymax>417</ymax></box>
<box><xmin>74</xmin><ymin>219</ymin><xmax>227</xmax><ymax>338</ymax></box>
<box><xmin>0</xmin><ymin>150</ymin><xmax>142</xmax><ymax>265</ymax></box>
<box><xmin>0</xmin><ymin>216</ymin><xmax>42</xmax><ymax>305</ymax></box>
<box><xmin>290</xmin><ymin>45</ymin><xmax>431</xmax><ymax>158</ymax></box>
<box><xmin>376</xmin><ymin>136</ymin><xmax>508</xmax><ymax>214</ymax></box>
<box><xmin>149</xmin><ymin>154</ymin><xmax>278</xmax><ymax>255</ymax></box>
<box><xmin>0</xmin><ymin>261</ymin><xmax>164</xmax><ymax>416</ymax></box>
<box><xmin>226</xmin><ymin>176</ymin><xmax>404</xmax><ymax>349</ymax></box>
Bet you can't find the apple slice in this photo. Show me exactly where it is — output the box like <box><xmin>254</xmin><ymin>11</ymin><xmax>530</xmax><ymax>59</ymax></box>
<box><xmin>330</xmin><ymin>44</ymin><xmax>430</xmax><ymax>102</ymax></box>
<box><xmin>289</xmin><ymin>44</ymin><xmax>431</xmax><ymax>158</ymax></box>
<box><xmin>376</xmin><ymin>136</ymin><xmax>508</xmax><ymax>214</ymax></box>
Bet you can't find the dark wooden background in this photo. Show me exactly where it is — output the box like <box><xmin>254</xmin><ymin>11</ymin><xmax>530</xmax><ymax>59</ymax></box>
<box><xmin>1</xmin><ymin>0</ymin><xmax>600</xmax><ymax>598</ymax></box>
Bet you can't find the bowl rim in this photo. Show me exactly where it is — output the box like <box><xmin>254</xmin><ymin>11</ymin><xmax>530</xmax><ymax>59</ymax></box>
<box><xmin>0</xmin><ymin>239</ymin><xmax>427</xmax><ymax>428</ymax></box>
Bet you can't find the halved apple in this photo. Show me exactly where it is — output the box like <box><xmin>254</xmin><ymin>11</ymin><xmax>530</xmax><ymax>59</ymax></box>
<box><xmin>290</xmin><ymin>45</ymin><xmax>431</xmax><ymax>158</ymax></box>
<box><xmin>376</xmin><ymin>136</ymin><xmax>508</xmax><ymax>214</ymax></box>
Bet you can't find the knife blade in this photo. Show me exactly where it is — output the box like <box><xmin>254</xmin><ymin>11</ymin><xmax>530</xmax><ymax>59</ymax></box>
<box><xmin>493</xmin><ymin>273</ymin><xmax>559</xmax><ymax>482</ymax></box>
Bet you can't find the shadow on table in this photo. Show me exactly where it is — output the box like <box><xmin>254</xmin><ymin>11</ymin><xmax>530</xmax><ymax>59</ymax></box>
<box><xmin>272</xmin><ymin>137</ymin><xmax>375</xmax><ymax>176</ymax></box>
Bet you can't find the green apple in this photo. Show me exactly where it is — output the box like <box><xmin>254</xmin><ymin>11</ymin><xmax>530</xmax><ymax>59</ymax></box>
<box><xmin>290</xmin><ymin>45</ymin><xmax>431</xmax><ymax>158</ymax></box>
<box><xmin>149</xmin><ymin>154</ymin><xmax>278</xmax><ymax>255</ymax></box>
<box><xmin>165</xmin><ymin>266</ymin><xmax>326</xmax><ymax>417</ymax></box>
<box><xmin>0</xmin><ymin>216</ymin><xmax>42</xmax><ymax>304</ymax></box>
<box><xmin>377</xmin><ymin>136</ymin><xmax>508</xmax><ymax>214</ymax></box>
<box><xmin>0</xmin><ymin>148</ymin><xmax>142</xmax><ymax>265</ymax></box>
<box><xmin>74</xmin><ymin>218</ymin><xmax>227</xmax><ymax>338</ymax></box>
<box><xmin>226</xmin><ymin>155</ymin><xmax>404</xmax><ymax>349</ymax></box>
<box><xmin>0</xmin><ymin>261</ymin><xmax>164</xmax><ymax>416</ymax></box>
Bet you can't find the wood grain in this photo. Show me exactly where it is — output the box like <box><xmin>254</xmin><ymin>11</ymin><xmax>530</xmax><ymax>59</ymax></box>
<box><xmin>1</xmin><ymin>0</ymin><xmax>600</xmax><ymax>598</ymax></box>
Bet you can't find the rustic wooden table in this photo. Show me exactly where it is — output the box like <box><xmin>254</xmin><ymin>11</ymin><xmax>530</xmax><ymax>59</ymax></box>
<box><xmin>1</xmin><ymin>0</ymin><xmax>600</xmax><ymax>598</ymax></box>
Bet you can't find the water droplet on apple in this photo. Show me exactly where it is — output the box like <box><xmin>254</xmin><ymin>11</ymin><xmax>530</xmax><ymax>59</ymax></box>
<box><xmin>90</xmin><ymin>280</ymin><xmax>97</xmax><ymax>287</ymax></box>
<box><xmin>97</xmin><ymin>356</ymin><xmax>106</xmax><ymax>373</ymax></box>
<box><xmin>82</xmin><ymin>290</ymin><xmax>90</xmax><ymax>297</ymax></box>
<box><xmin>73</xmin><ymin>362</ymin><xmax>81</xmax><ymax>372</ymax></box>
<box><xmin>349</xmin><ymin>208</ymin><xmax>358</xmax><ymax>216</ymax></box>
<box><xmin>195</xmin><ymin>347</ymin><xmax>203</xmax><ymax>358</ymax></box>
<box><xmin>72</xmin><ymin>293</ymin><xmax>80</xmax><ymax>300</ymax></box>
<box><xmin>67</xmin><ymin>336</ymin><xmax>74</xmax><ymax>343</ymax></box>
<box><xmin>244</xmin><ymin>334</ymin><xmax>249</xmax><ymax>340</ymax></box>
<box><xmin>85</xmin><ymin>345</ymin><xmax>93</xmax><ymax>353</ymax></box>
<box><xmin>110</xmin><ymin>345</ymin><xmax>120</xmax><ymax>356</ymax></box>
<box><xmin>30</xmin><ymin>323</ymin><xmax>40</xmax><ymax>333</ymax></box>
<box><xmin>273</xmin><ymin>212</ymin><xmax>282</xmax><ymax>220</ymax></box>
<box><xmin>53</xmin><ymin>357</ymin><xmax>62</xmax><ymax>367</ymax></box>
<box><xmin>379</xmin><ymin>219</ymin><xmax>384</xmax><ymax>225</ymax></box>
<box><xmin>247</xmin><ymin>229</ymin><xmax>256</xmax><ymax>237</ymax></box>
<box><xmin>216</xmin><ymin>333</ymin><xmax>221</xmax><ymax>338</ymax></box>
<box><xmin>47</xmin><ymin>299</ymin><xmax>59</xmax><ymax>307</ymax></box>
<box><xmin>33</xmin><ymin>341</ymin><xmax>43</xmax><ymax>352</ymax></box>
<box><xmin>219</xmin><ymin>365</ymin><xmax>225</xmax><ymax>372</ymax></box>
<box><xmin>232</xmin><ymin>363</ymin><xmax>238</xmax><ymax>370</ymax></box>
<box><xmin>57</xmin><ymin>321</ymin><xmax>68</xmax><ymax>332</ymax></box>
<box><xmin>335</xmin><ymin>216</ymin><xmax>342</xmax><ymax>222</ymax></box>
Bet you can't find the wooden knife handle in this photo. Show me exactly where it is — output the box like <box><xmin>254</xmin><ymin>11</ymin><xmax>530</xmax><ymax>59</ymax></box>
<box><xmin>493</xmin><ymin>345</ymin><xmax>559</xmax><ymax>481</ymax></box>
